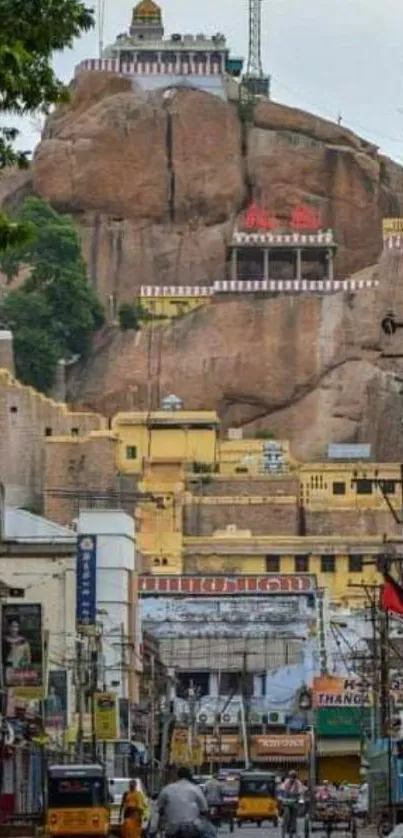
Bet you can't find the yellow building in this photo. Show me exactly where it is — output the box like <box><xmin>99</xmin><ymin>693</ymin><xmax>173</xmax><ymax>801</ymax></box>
<box><xmin>46</xmin><ymin>407</ymin><xmax>401</xmax><ymax>604</ymax></box>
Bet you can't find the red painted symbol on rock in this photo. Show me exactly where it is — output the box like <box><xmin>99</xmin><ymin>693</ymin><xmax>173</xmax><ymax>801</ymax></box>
<box><xmin>290</xmin><ymin>203</ymin><xmax>321</xmax><ymax>231</ymax></box>
<box><xmin>243</xmin><ymin>203</ymin><xmax>280</xmax><ymax>231</ymax></box>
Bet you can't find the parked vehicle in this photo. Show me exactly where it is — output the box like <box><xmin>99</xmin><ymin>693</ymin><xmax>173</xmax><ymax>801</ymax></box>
<box><xmin>46</xmin><ymin>764</ymin><xmax>110</xmax><ymax>838</ymax></box>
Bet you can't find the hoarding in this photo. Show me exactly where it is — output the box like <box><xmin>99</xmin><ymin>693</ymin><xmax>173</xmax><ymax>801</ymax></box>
<box><xmin>316</xmin><ymin>706</ymin><xmax>370</xmax><ymax>737</ymax></box>
<box><xmin>76</xmin><ymin>535</ymin><xmax>97</xmax><ymax>630</ymax></box>
<box><xmin>45</xmin><ymin>670</ymin><xmax>67</xmax><ymax>728</ymax></box>
<box><xmin>2</xmin><ymin>603</ymin><xmax>44</xmax><ymax>697</ymax></box>
<box><xmin>327</xmin><ymin>443</ymin><xmax>371</xmax><ymax>460</ymax></box>
<box><xmin>94</xmin><ymin>692</ymin><xmax>119</xmax><ymax>741</ymax></box>
<box><xmin>253</xmin><ymin>733</ymin><xmax>309</xmax><ymax>757</ymax></box>
<box><xmin>139</xmin><ymin>574</ymin><xmax>316</xmax><ymax>596</ymax></box>
<box><xmin>313</xmin><ymin>675</ymin><xmax>372</xmax><ymax>708</ymax></box>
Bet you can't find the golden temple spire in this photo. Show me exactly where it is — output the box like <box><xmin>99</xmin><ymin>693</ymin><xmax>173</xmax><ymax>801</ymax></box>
<box><xmin>132</xmin><ymin>0</ymin><xmax>162</xmax><ymax>26</ymax></box>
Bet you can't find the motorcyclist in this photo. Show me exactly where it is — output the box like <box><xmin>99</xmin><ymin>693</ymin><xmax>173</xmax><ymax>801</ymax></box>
<box><xmin>281</xmin><ymin>770</ymin><xmax>306</xmax><ymax>797</ymax></box>
<box><xmin>157</xmin><ymin>765</ymin><xmax>209</xmax><ymax>838</ymax></box>
<box><xmin>204</xmin><ymin>773</ymin><xmax>224</xmax><ymax>807</ymax></box>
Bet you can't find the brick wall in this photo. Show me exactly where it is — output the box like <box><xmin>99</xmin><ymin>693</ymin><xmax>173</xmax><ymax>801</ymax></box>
<box><xmin>304</xmin><ymin>508</ymin><xmax>400</xmax><ymax>537</ymax></box>
<box><xmin>0</xmin><ymin>370</ymin><xmax>105</xmax><ymax>509</ymax></box>
<box><xmin>45</xmin><ymin>436</ymin><xmax>118</xmax><ymax>526</ymax></box>
<box><xmin>183</xmin><ymin>499</ymin><xmax>299</xmax><ymax>536</ymax></box>
<box><xmin>188</xmin><ymin>476</ymin><xmax>299</xmax><ymax>497</ymax></box>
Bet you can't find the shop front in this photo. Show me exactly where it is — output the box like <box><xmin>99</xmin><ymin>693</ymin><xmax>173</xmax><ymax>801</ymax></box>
<box><xmin>316</xmin><ymin>707</ymin><xmax>366</xmax><ymax>784</ymax></box>
<box><xmin>250</xmin><ymin>734</ymin><xmax>310</xmax><ymax>780</ymax></box>
<box><xmin>170</xmin><ymin>728</ymin><xmax>243</xmax><ymax>768</ymax></box>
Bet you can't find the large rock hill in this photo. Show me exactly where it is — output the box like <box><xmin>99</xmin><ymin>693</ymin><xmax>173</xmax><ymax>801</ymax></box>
<box><xmin>3</xmin><ymin>71</ymin><xmax>403</xmax><ymax>459</ymax></box>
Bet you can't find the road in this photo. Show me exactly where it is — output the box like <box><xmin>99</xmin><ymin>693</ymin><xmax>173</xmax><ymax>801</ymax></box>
<box><xmin>217</xmin><ymin>824</ymin><xmax>377</xmax><ymax>838</ymax></box>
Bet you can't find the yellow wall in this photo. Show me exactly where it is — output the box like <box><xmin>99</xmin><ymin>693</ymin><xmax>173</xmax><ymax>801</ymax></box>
<box><xmin>300</xmin><ymin>462</ymin><xmax>402</xmax><ymax>511</ymax></box>
<box><xmin>183</xmin><ymin>535</ymin><xmax>382</xmax><ymax>604</ymax></box>
<box><xmin>140</xmin><ymin>296</ymin><xmax>211</xmax><ymax>321</ymax></box>
<box><xmin>113</xmin><ymin>411</ymin><xmax>219</xmax><ymax>474</ymax></box>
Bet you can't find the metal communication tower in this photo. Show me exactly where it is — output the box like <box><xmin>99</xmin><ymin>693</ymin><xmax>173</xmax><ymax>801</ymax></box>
<box><xmin>243</xmin><ymin>0</ymin><xmax>270</xmax><ymax>99</ymax></box>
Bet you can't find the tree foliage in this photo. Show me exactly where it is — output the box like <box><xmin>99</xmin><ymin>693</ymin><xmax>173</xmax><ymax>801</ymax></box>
<box><xmin>0</xmin><ymin>0</ymin><xmax>94</xmax><ymax>248</ymax></box>
<box><xmin>0</xmin><ymin>197</ymin><xmax>104</xmax><ymax>392</ymax></box>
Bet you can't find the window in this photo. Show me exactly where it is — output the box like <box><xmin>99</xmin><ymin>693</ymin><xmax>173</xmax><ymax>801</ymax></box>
<box><xmin>71</xmin><ymin>427</ymin><xmax>79</xmax><ymax>437</ymax></box>
<box><xmin>321</xmin><ymin>555</ymin><xmax>335</xmax><ymax>573</ymax></box>
<box><xmin>332</xmin><ymin>481</ymin><xmax>346</xmax><ymax>495</ymax></box>
<box><xmin>295</xmin><ymin>555</ymin><xmax>310</xmax><ymax>573</ymax></box>
<box><xmin>45</xmin><ymin>427</ymin><xmax>52</xmax><ymax>437</ymax></box>
<box><xmin>266</xmin><ymin>555</ymin><xmax>280</xmax><ymax>572</ymax></box>
<box><xmin>126</xmin><ymin>446</ymin><xmax>137</xmax><ymax>460</ymax></box>
<box><xmin>349</xmin><ymin>554</ymin><xmax>363</xmax><ymax>573</ymax></box>
<box><xmin>380</xmin><ymin>480</ymin><xmax>396</xmax><ymax>494</ymax></box>
<box><xmin>356</xmin><ymin>479</ymin><xmax>372</xmax><ymax>495</ymax></box>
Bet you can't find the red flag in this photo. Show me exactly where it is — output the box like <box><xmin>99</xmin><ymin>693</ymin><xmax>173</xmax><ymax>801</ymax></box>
<box><xmin>381</xmin><ymin>573</ymin><xmax>403</xmax><ymax>616</ymax></box>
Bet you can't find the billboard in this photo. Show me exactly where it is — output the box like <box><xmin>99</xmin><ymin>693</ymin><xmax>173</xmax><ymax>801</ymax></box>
<box><xmin>2</xmin><ymin>603</ymin><xmax>44</xmax><ymax>697</ymax></box>
<box><xmin>316</xmin><ymin>707</ymin><xmax>370</xmax><ymax>737</ymax></box>
<box><xmin>76</xmin><ymin>535</ymin><xmax>97</xmax><ymax>631</ymax></box>
<box><xmin>94</xmin><ymin>692</ymin><xmax>119</xmax><ymax>741</ymax></box>
<box><xmin>45</xmin><ymin>670</ymin><xmax>68</xmax><ymax>728</ymax></box>
<box><xmin>313</xmin><ymin>675</ymin><xmax>372</xmax><ymax>708</ymax></box>
<box><xmin>139</xmin><ymin>574</ymin><xmax>316</xmax><ymax>596</ymax></box>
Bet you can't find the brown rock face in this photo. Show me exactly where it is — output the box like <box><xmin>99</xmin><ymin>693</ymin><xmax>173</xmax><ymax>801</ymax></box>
<box><xmin>31</xmin><ymin>72</ymin><xmax>403</xmax><ymax>309</ymax></box>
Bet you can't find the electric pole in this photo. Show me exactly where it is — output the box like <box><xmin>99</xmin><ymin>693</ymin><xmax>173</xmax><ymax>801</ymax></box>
<box><xmin>187</xmin><ymin>682</ymin><xmax>198</xmax><ymax>774</ymax></box>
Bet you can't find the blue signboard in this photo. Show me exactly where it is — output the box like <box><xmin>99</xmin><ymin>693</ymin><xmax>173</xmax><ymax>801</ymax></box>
<box><xmin>76</xmin><ymin>535</ymin><xmax>97</xmax><ymax>629</ymax></box>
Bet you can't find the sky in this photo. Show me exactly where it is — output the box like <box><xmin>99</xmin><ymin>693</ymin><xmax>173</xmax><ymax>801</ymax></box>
<box><xmin>12</xmin><ymin>0</ymin><xmax>403</xmax><ymax>162</ymax></box>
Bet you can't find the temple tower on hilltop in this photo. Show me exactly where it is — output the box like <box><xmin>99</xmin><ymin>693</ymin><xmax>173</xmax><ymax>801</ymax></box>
<box><xmin>130</xmin><ymin>0</ymin><xmax>164</xmax><ymax>40</ymax></box>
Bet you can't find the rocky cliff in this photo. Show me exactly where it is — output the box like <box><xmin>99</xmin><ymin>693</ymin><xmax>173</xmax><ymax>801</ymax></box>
<box><xmin>3</xmin><ymin>71</ymin><xmax>403</xmax><ymax>459</ymax></box>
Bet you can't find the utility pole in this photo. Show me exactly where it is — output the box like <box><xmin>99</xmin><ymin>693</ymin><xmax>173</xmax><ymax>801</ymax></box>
<box><xmin>239</xmin><ymin>651</ymin><xmax>250</xmax><ymax>769</ymax></box>
<box><xmin>76</xmin><ymin>638</ymin><xmax>86</xmax><ymax>761</ymax></box>
<box><xmin>90</xmin><ymin>634</ymin><xmax>99</xmax><ymax>763</ymax></box>
<box><xmin>187</xmin><ymin>682</ymin><xmax>198</xmax><ymax>774</ymax></box>
<box><xmin>150</xmin><ymin>653</ymin><xmax>156</xmax><ymax>791</ymax></box>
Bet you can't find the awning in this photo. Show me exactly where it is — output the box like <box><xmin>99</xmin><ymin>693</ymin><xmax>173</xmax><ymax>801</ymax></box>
<box><xmin>317</xmin><ymin>738</ymin><xmax>361</xmax><ymax>757</ymax></box>
<box><xmin>253</xmin><ymin>755</ymin><xmax>308</xmax><ymax>764</ymax></box>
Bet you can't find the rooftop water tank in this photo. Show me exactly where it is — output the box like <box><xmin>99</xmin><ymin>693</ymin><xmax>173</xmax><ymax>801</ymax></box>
<box><xmin>161</xmin><ymin>394</ymin><xmax>183</xmax><ymax>411</ymax></box>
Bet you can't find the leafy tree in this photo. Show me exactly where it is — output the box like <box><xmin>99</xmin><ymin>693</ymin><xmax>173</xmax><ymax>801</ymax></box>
<box><xmin>0</xmin><ymin>197</ymin><xmax>104</xmax><ymax>392</ymax></box>
<box><xmin>0</xmin><ymin>0</ymin><xmax>94</xmax><ymax>249</ymax></box>
<box><xmin>118</xmin><ymin>301</ymin><xmax>148</xmax><ymax>331</ymax></box>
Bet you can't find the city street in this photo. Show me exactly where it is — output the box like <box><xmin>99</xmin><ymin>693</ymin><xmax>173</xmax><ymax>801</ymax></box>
<box><xmin>214</xmin><ymin>825</ymin><xmax>378</xmax><ymax>838</ymax></box>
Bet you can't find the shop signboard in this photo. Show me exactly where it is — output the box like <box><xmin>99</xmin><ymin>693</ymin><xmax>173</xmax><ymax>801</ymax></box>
<box><xmin>252</xmin><ymin>734</ymin><xmax>309</xmax><ymax>758</ymax></box>
<box><xmin>76</xmin><ymin>535</ymin><xmax>97</xmax><ymax>631</ymax></box>
<box><xmin>313</xmin><ymin>675</ymin><xmax>372</xmax><ymax>708</ymax></box>
<box><xmin>45</xmin><ymin>670</ymin><xmax>68</xmax><ymax>728</ymax></box>
<box><xmin>94</xmin><ymin>692</ymin><xmax>119</xmax><ymax>741</ymax></box>
<box><xmin>2</xmin><ymin>603</ymin><xmax>44</xmax><ymax>698</ymax></box>
<box><xmin>316</xmin><ymin>706</ymin><xmax>370</xmax><ymax>737</ymax></box>
<box><xmin>139</xmin><ymin>574</ymin><xmax>316</xmax><ymax>596</ymax></box>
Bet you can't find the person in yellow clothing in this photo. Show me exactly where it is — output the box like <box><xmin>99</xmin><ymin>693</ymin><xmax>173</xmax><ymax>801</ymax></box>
<box><xmin>120</xmin><ymin>781</ymin><xmax>146</xmax><ymax>838</ymax></box>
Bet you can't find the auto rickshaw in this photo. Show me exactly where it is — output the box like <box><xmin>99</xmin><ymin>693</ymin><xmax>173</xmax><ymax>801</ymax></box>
<box><xmin>237</xmin><ymin>770</ymin><xmax>279</xmax><ymax>827</ymax></box>
<box><xmin>46</xmin><ymin>764</ymin><xmax>110</xmax><ymax>837</ymax></box>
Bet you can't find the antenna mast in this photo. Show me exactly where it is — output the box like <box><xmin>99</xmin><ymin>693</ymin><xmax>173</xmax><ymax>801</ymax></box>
<box><xmin>243</xmin><ymin>0</ymin><xmax>270</xmax><ymax>99</ymax></box>
<box><xmin>98</xmin><ymin>0</ymin><xmax>106</xmax><ymax>58</ymax></box>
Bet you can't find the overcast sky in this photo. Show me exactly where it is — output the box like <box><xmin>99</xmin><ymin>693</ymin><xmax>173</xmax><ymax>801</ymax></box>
<box><xmin>13</xmin><ymin>0</ymin><xmax>403</xmax><ymax>162</ymax></box>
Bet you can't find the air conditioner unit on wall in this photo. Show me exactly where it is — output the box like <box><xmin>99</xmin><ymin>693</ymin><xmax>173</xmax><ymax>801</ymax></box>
<box><xmin>197</xmin><ymin>710</ymin><xmax>215</xmax><ymax>725</ymax></box>
<box><xmin>263</xmin><ymin>711</ymin><xmax>287</xmax><ymax>726</ymax></box>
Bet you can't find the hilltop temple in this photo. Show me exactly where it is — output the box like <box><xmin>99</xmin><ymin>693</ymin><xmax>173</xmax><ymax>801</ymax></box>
<box><xmin>76</xmin><ymin>0</ymin><xmax>244</xmax><ymax>99</ymax></box>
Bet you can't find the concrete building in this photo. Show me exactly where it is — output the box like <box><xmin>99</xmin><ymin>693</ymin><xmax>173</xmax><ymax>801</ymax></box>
<box><xmin>77</xmin><ymin>509</ymin><xmax>141</xmax><ymax>708</ymax></box>
<box><xmin>76</xmin><ymin>0</ymin><xmax>244</xmax><ymax>101</ymax></box>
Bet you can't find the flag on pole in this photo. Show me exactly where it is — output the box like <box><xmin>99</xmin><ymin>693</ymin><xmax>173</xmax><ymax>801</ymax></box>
<box><xmin>381</xmin><ymin>573</ymin><xmax>403</xmax><ymax>616</ymax></box>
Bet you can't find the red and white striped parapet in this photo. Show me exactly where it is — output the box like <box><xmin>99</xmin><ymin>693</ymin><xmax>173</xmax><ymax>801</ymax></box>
<box><xmin>232</xmin><ymin>230</ymin><xmax>335</xmax><ymax>246</ymax></box>
<box><xmin>139</xmin><ymin>278</ymin><xmax>379</xmax><ymax>297</ymax></box>
<box><xmin>75</xmin><ymin>58</ymin><xmax>222</xmax><ymax>77</ymax></box>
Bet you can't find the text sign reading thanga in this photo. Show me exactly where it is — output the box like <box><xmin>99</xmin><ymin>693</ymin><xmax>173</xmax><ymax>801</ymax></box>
<box><xmin>76</xmin><ymin>535</ymin><xmax>97</xmax><ymax>630</ymax></box>
<box><xmin>139</xmin><ymin>574</ymin><xmax>316</xmax><ymax>596</ymax></box>
<box><xmin>313</xmin><ymin>675</ymin><xmax>372</xmax><ymax>708</ymax></box>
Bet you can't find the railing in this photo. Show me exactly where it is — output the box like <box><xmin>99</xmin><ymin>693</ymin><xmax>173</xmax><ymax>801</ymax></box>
<box><xmin>140</xmin><ymin>277</ymin><xmax>379</xmax><ymax>297</ymax></box>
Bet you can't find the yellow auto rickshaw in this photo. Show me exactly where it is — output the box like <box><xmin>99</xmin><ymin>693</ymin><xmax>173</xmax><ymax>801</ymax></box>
<box><xmin>46</xmin><ymin>764</ymin><xmax>110</xmax><ymax>837</ymax></box>
<box><xmin>237</xmin><ymin>770</ymin><xmax>279</xmax><ymax>827</ymax></box>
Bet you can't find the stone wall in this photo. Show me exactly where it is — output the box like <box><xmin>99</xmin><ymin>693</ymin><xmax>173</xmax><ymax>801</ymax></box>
<box><xmin>0</xmin><ymin>369</ymin><xmax>105</xmax><ymax>510</ymax></box>
<box><xmin>304</xmin><ymin>508</ymin><xmax>399</xmax><ymax>537</ymax></box>
<box><xmin>183</xmin><ymin>499</ymin><xmax>299</xmax><ymax>536</ymax></box>
<box><xmin>188</xmin><ymin>476</ymin><xmax>299</xmax><ymax>496</ymax></box>
<box><xmin>45</xmin><ymin>435</ymin><xmax>118</xmax><ymax>526</ymax></box>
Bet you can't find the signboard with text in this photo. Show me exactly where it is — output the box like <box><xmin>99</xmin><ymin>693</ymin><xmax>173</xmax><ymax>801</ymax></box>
<box><xmin>253</xmin><ymin>733</ymin><xmax>309</xmax><ymax>757</ymax></box>
<box><xmin>313</xmin><ymin>675</ymin><xmax>372</xmax><ymax>708</ymax></box>
<box><xmin>2</xmin><ymin>603</ymin><xmax>44</xmax><ymax>698</ymax></box>
<box><xmin>94</xmin><ymin>692</ymin><xmax>119</xmax><ymax>741</ymax></box>
<box><xmin>139</xmin><ymin>574</ymin><xmax>316</xmax><ymax>596</ymax></box>
<box><xmin>76</xmin><ymin>535</ymin><xmax>97</xmax><ymax>631</ymax></box>
<box><xmin>316</xmin><ymin>706</ymin><xmax>370</xmax><ymax>737</ymax></box>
